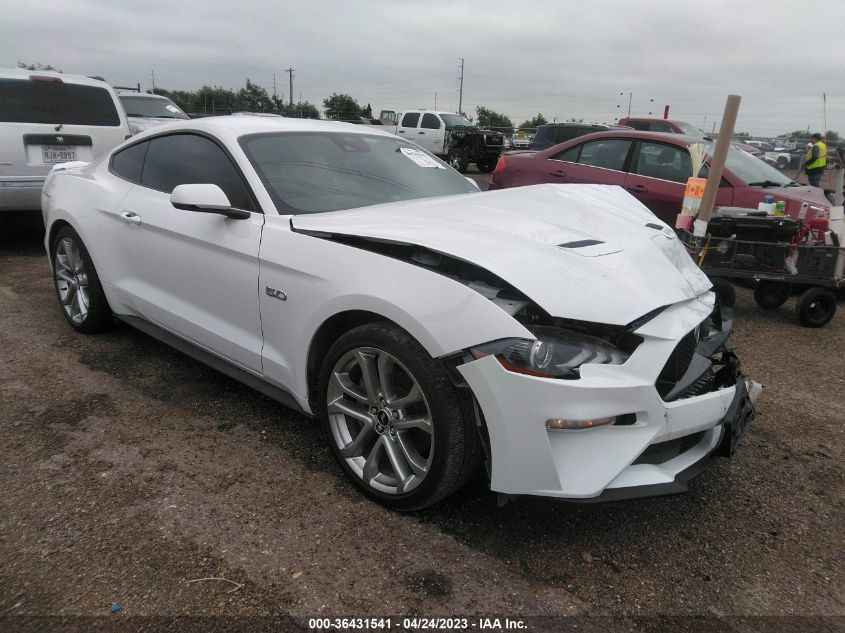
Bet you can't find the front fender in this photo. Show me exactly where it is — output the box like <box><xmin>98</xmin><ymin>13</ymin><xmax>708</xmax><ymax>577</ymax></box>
<box><xmin>257</xmin><ymin>216</ymin><xmax>532</xmax><ymax>412</ymax></box>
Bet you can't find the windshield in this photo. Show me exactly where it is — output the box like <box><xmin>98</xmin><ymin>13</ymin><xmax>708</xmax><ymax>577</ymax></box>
<box><xmin>676</xmin><ymin>121</ymin><xmax>706</xmax><ymax>135</ymax></box>
<box><xmin>440</xmin><ymin>113</ymin><xmax>472</xmax><ymax>130</ymax></box>
<box><xmin>120</xmin><ymin>95</ymin><xmax>188</xmax><ymax>119</ymax></box>
<box><xmin>239</xmin><ymin>131</ymin><xmax>478</xmax><ymax>214</ymax></box>
<box><xmin>709</xmin><ymin>144</ymin><xmax>793</xmax><ymax>186</ymax></box>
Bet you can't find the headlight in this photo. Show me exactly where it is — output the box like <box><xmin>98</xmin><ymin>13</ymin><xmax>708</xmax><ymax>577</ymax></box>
<box><xmin>469</xmin><ymin>326</ymin><xmax>630</xmax><ymax>379</ymax></box>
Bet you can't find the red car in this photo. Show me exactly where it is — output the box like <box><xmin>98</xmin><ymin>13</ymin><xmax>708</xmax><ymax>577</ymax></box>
<box><xmin>489</xmin><ymin>131</ymin><xmax>830</xmax><ymax>225</ymax></box>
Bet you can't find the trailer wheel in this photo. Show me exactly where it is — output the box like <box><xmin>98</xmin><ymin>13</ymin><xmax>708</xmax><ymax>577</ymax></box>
<box><xmin>710</xmin><ymin>278</ymin><xmax>736</xmax><ymax>308</ymax></box>
<box><xmin>795</xmin><ymin>287</ymin><xmax>837</xmax><ymax>327</ymax></box>
<box><xmin>754</xmin><ymin>280</ymin><xmax>791</xmax><ymax>309</ymax></box>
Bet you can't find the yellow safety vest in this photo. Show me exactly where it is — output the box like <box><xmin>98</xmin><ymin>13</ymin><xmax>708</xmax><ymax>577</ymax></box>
<box><xmin>805</xmin><ymin>141</ymin><xmax>827</xmax><ymax>170</ymax></box>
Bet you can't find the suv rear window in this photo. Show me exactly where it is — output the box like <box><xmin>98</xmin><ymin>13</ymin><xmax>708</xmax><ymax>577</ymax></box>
<box><xmin>0</xmin><ymin>79</ymin><xmax>120</xmax><ymax>126</ymax></box>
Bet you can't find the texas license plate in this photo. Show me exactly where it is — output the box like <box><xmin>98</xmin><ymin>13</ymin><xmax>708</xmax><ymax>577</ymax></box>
<box><xmin>42</xmin><ymin>146</ymin><xmax>77</xmax><ymax>163</ymax></box>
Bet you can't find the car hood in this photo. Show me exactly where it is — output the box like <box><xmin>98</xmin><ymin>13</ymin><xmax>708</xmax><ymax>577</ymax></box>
<box><xmin>291</xmin><ymin>184</ymin><xmax>712</xmax><ymax>326</ymax></box>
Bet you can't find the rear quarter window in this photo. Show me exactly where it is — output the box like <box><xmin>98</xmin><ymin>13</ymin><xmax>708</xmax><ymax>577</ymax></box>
<box><xmin>0</xmin><ymin>79</ymin><xmax>121</xmax><ymax>126</ymax></box>
<box><xmin>110</xmin><ymin>141</ymin><xmax>149</xmax><ymax>184</ymax></box>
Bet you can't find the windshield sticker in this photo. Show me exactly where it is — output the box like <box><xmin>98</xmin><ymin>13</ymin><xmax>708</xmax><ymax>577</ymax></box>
<box><xmin>399</xmin><ymin>147</ymin><xmax>443</xmax><ymax>168</ymax></box>
<box><xmin>165</xmin><ymin>104</ymin><xmax>181</xmax><ymax>114</ymax></box>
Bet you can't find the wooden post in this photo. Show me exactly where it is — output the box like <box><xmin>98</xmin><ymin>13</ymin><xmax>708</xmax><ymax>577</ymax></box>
<box><xmin>694</xmin><ymin>95</ymin><xmax>741</xmax><ymax>236</ymax></box>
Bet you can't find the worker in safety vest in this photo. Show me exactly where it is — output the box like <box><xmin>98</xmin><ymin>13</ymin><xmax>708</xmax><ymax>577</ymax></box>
<box><xmin>804</xmin><ymin>132</ymin><xmax>827</xmax><ymax>188</ymax></box>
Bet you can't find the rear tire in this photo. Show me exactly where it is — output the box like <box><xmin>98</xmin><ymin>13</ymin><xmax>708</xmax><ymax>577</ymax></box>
<box><xmin>51</xmin><ymin>226</ymin><xmax>112</xmax><ymax>333</ymax></box>
<box><xmin>318</xmin><ymin>322</ymin><xmax>480</xmax><ymax>510</ymax></box>
<box><xmin>754</xmin><ymin>280</ymin><xmax>791</xmax><ymax>309</ymax></box>
<box><xmin>477</xmin><ymin>156</ymin><xmax>498</xmax><ymax>173</ymax></box>
<box><xmin>795</xmin><ymin>287</ymin><xmax>837</xmax><ymax>327</ymax></box>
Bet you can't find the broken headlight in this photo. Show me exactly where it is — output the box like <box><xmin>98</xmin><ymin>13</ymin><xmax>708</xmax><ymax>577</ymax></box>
<box><xmin>469</xmin><ymin>326</ymin><xmax>630</xmax><ymax>379</ymax></box>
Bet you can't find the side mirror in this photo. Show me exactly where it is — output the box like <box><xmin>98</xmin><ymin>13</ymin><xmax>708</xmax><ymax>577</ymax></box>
<box><xmin>170</xmin><ymin>184</ymin><xmax>250</xmax><ymax>219</ymax></box>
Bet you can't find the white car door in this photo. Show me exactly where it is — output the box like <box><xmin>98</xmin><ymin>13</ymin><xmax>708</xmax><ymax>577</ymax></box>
<box><xmin>112</xmin><ymin>132</ymin><xmax>265</xmax><ymax>373</ymax></box>
<box><xmin>417</xmin><ymin>113</ymin><xmax>446</xmax><ymax>155</ymax></box>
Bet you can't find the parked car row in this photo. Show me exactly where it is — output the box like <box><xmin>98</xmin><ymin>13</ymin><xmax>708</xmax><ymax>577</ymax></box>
<box><xmin>490</xmin><ymin>130</ymin><xmax>831</xmax><ymax>224</ymax></box>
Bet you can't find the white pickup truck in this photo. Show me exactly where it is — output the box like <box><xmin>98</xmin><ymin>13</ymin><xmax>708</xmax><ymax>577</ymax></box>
<box><xmin>379</xmin><ymin>110</ymin><xmax>505</xmax><ymax>173</ymax></box>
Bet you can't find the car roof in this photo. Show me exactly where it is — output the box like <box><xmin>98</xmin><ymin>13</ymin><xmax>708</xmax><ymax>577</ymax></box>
<box><xmin>618</xmin><ymin>117</ymin><xmax>689</xmax><ymax>124</ymax></box>
<box><xmin>557</xmin><ymin>130</ymin><xmax>708</xmax><ymax>145</ymax></box>
<box><xmin>0</xmin><ymin>66</ymin><xmax>114</xmax><ymax>89</ymax></box>
<box><xmin>127</xmin><ymin>114</ymin><xmax>398</xmax><ymax>144</ymax></box>
<box><xmin>118</xmin><ymin>92</ymin><xmax>171</xmax><ymax>99</ymax></box>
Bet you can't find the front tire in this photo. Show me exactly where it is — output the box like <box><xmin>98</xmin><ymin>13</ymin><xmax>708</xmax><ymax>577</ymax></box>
<box><xmin>318</xmin><ymin>322</ymin><xmax>480</xmax><ymax>510</ymax></box>
<box><xmin>448</xmin><ymin>149</ymin><xmax>469</xmax><ymax>173</ymax></box>
<box><xmin>51</xmin><ymin>226</ymin><xmax>112</xmax><ymax>333</ymax></box>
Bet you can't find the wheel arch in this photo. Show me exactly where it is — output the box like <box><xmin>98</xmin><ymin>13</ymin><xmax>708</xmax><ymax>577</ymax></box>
<box><xmin>306</xmin><ymin>309</ymin><xmax>402</xmax><ymax>412</ymax></box>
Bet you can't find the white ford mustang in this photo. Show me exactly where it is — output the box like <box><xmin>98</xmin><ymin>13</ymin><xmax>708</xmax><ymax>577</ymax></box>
<box><xmin>41</xmin><ymin>116</ymin><xmax>760</xmax><ymax>509</ymax></box>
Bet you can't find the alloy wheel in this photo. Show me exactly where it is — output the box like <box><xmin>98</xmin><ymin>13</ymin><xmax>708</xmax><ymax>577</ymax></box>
<box><xmin>326</xmin><ymin>346</ymin><xmax>434</xmax><ymax>495</ymax></box>
<box><xmin>54</xmin><ymin>237</ymin><xmax>90</xmax><ymax>324</ymax></box>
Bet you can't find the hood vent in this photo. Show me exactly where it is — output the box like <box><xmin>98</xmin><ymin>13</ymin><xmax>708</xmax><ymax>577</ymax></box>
<box><xmin>558</xmin><ymin>239</ymin><xmax>604</xmax><ymax>249</ymax></box>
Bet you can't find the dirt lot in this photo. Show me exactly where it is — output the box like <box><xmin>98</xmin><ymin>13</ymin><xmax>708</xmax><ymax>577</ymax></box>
<box><xmin>1</xmin><ymin>197</ymin><xmax>843</xmax><ymax>630</ymax></box>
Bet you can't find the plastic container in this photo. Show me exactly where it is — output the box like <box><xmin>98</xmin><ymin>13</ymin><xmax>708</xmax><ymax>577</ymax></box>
<box><xmin>757</xmin><ymin>195</ymin><xmax>776</xmax><ymax>215</ymax></box>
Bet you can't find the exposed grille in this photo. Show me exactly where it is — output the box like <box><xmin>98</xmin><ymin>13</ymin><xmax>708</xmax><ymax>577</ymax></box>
<box><xmin>484</xmin><ymin>134</ymin><xmax>503</xmax><ymax>145</ymax></box>
<box><xmin>655</xmin><ymin>330</ymin><xmax>697</xmax><ymax>398</ymax></box>
<box><xmin>671</xmin><ymin>368</ymin><xmax>715</xmax><ymax>401</ymax></box>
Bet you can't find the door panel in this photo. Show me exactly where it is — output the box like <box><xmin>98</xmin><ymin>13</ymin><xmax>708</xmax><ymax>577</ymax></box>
<box><xmin>116</xmin><ymin>186</ymin><xmax>265</xmax><ymax>372</ymax></box>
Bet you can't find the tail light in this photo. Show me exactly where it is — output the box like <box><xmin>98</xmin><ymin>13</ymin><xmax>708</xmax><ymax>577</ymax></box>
<box><xmin>493</xmin><ymin>155</ymin><xmax>507</xmax><ymax>173</ymax></box>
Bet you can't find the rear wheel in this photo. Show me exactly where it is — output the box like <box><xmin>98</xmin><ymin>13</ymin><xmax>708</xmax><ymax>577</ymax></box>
<box><xmin>795</xmin><ymin>287</ymin><xmax>837</xmax><ymax>327</ymax></box>
<box><xmin>51</xmin><ymin>226</ymin><xmax>112</xmax><ymax>333</ymax></box>
<box><xmin>776</xmin><ymin>156</ymin><xmax>789</xmax><ymax>169</ymax></box>
<box><xmin>448</xmin><ymin>149</ymin><xmax>469</xmax><ymax>173</ymax></box>
<box><xmin>318</xmin><ymin>322</ymin><xmax>480</xmax><ymax>510</ymax></box>
<box><xmin>476</xmin><ymin>155</ymin><xmax>499</xmax><ymax>173</ymax></box>
<box><xmin>754</xmin><ymin>280</ymin><xmax>791</xmax><ymax>309</ymax></box>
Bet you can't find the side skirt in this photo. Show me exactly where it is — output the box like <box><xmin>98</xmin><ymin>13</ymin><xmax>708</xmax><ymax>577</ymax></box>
<box><xmin>115</xmin><ymin>314</ymin><xmax>312</xmax><ymax>418</ymax></box>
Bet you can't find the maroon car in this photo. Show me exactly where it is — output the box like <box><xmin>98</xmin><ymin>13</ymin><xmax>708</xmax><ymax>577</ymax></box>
<box><xmin>489</xmin><ymin>131</ymin><xmax>830</xmax><ymax>225</ymax></box>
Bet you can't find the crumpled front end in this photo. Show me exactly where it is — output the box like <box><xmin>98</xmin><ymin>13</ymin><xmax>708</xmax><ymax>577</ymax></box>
<box><xmin>458</xmin><ymin>293</ymin><xmax>761</xmax><ymax>500</ymax></box>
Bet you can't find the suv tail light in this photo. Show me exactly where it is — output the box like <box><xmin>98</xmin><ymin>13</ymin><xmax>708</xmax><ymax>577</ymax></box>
<box><xmin>493</xmin><ymin>155</ymin><xmax>507</xmax><ymax>173</ymax></box>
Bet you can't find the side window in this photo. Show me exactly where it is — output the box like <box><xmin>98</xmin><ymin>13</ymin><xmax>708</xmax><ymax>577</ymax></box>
<box><xmin>550</xmin><ymin>145</ymin><xmax>581</xmax><ymax>162</ymax></box>
<box><xmin>400</xmin><ymin>112</ymin><xmax>420</xmax><ymax>128</ymax></box>
<box><xmin>576</xmin><ymin>139</ymin><xmax>631</xmax><ymax>171</ymax></box>
<box><xmin>141</xmin><ymin>134</ymin><xmax>254</xmax><ymax>210</ymax></box>
<box><xmin>649</xmin><ymin>122</ymin><xmax>673</xmax><ymax>133</ymax></box>
<box><xmin>421</xmin><ymin>113</ymin><xmax>441</xmax><ymax>129</ymax></box>
<box><xmin>633</xmin><ymin>142</ymin><xmax>692</xmax><ymax>183</ymax></box>
<box><xmin>627</xmin><ymin>121</ymin><xmax>648</xmax><ymax>131</ymax></box>
<box><xmin>111</xmin><ymin>141</ymin><xmax>149</xmax><ymax>184</ymax></box>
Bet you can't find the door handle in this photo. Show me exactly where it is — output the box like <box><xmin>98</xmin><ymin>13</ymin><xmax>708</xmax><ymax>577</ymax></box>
<box><xmin>418</xmin><ymin>131</ymin><xmax>425</xmax><ymax>134</ymax></box>
<box><xmin>551</xmin><ymin>170</ymin><xmax>566</xmax><ymax>177</ymax></box>
<box><xmin>626</xmin><ymin>184</ymin><xmax>648</xmax><ymax>193</ymax></box>
<box><xmin>397</xmin><ymin>130</ymin><xmax>406</xmax><ymax>134</ymax></box>
<box><xmin>119</xmin><ymin>211</ymin><xmax>142</xmax><ymax>225</ymax></box>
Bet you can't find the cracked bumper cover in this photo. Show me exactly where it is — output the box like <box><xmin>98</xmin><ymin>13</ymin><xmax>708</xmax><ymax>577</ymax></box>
<box><xmin>457</xmin><ymin>296</ymin><xmax>761</xmax><ymax>501</ymax></box>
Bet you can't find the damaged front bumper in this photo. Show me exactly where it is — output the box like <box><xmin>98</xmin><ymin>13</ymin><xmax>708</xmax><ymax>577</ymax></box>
<box><xmin>457</xmin><ymin>294</ymin><xmax>762</xmax><ymax>501</ymax></box>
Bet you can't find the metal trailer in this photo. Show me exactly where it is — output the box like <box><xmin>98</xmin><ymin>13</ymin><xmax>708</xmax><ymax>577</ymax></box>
<box><xmin>677</xmin><ymin>229</ymin><xmax>845</xmax><ymax>327</ymax></box>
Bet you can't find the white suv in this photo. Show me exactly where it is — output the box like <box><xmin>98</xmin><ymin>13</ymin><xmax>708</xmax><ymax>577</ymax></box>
<box><xmin>0</xmin><ymin>68</ymin><xmax>130</xmax><ymax>211</ymax></box>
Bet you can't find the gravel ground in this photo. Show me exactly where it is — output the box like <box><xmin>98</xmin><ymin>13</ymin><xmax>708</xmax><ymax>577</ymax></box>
<box><xmin>1</xmin><ymin>197</ymin><xmax>843</xmax><ymax>630</ymax></box>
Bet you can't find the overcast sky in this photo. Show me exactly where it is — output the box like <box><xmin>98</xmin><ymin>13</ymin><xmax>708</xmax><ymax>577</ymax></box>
<box><xmin>3</xmin><ymin>0</ymin><xmax>842</xmax><ymax>136</ymax></box>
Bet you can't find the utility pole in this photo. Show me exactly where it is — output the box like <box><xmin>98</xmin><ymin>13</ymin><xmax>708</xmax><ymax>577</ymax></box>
<box><xmin>285</xmin><ymin>68</ymin><xmax>294</xmax><ymax>105</ymax></box>
<box><xmin>150</xmin><ymin>69</ymin><xmax>156</xmax><ymax>92</ymax></box>
<box><xmin>273</xmin><ymin>73</ymin><xmax>277</xmax><ymax>99</ymax></box>
<box><xmin>434</xmin><ymin>92</ymin><xmax>437</xmax><ymax>110</ymax></box>
<box><xmin>457</xmin><ymin>58</ymin><xmax>464</xmax><ymax>115</ymax></box>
